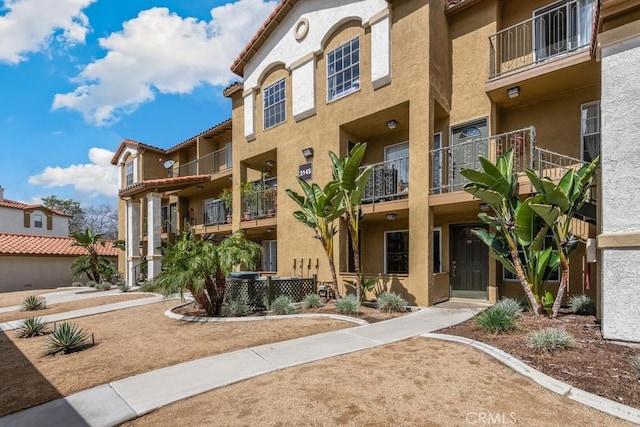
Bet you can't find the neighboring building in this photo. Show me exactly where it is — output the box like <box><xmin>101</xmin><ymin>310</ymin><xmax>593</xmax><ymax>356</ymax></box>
<box><xmin>113</xmin><ymin>0</ymin><xmax>640</xmax><ymax>340</ymax></box>
<box><xmin>0</xmin><ymin>233</ymin><xmax>118</xmax><ymax>291</ymax></box>
<box><xmin>0</xmin><ymin>186</ymin><xmax>71</xmax><ymax>237</ymax></box>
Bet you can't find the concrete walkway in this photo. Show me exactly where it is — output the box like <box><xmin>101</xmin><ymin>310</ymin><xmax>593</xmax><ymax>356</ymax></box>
<box><xmin>0</xmin><ymin>302</ymin><xmax>487</xmax><ymax>427</ymax></box>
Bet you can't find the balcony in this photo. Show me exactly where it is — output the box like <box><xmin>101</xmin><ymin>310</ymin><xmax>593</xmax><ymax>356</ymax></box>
<box><xmin>241</xmin><ymin>187</ymin><xmax>277</xmax><ymax>221</ymax></box>
<box><xmin>360</xmin><ymin>157</ymin><xmax>409</xmax><ymax>204</ymax></box>
<box><xmin>429</xmin><ymin>127</ymin><xmax>535</xmax><ymax>194</ymax></box>
<box><xmin>172</xmin><ymin>145</ymin><xmax>232</xmax><ymax>177</ymax></box>
<box><xmin>489</xmin><ymin>0</ymin><xmax>596</xmax><ymax>79</ymax></box>
<box><xmin>203</xmin><ymin>199</ymin><xmax>231</xmax><ymax>226</ymax></box>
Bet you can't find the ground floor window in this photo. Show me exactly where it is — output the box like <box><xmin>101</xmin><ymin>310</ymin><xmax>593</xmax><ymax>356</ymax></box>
<box><xmin>263</xmin><ymin>240</ymin><xmax>277</xmax><ymax>272</ymax></box>
<box><xmin>433</xmin><ymin>227</ymin><xmax>442</xmax><ymax>273</ymax></box>
<box><xmin>385</xmin><ymin>230</ymin><xmax>409</xmax><ymax>274</ymax></box>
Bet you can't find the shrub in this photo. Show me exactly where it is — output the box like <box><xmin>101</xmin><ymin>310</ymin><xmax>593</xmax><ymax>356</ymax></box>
<box><xmin>568</xmin><ymin>294</ymin><xmax>596</xmax><ymax>315</ymax></box>
<box><xmin>302</xmin><ymin>293</ymin><xmax>323</xmax><ymax>309</ymax></box>
<box><xmin>376</xmin><ymin>292</ymin><xmax>407</xmax><ymax>313</ymax></box>
<box><xmin>526</xmin><ymin>328</ymin><xmax>575</xmax><ymax>353</ymax></box>
<box><xmin>71</xmin><ymin>281</ymin><xmax>84</xmax><ymax>287</ymax></box>
<box><xmin>222</xmin><ymin>300</ymin><xmax>252</xmax><ymax>317</ymax></box>
<box><xmin>22</xmin><ymin>295</ymin><xmax>46</xmax><ymax>311</ymax></box>
<box><xmin>16</xmin><ymin>317</ymin><xmax>48</xmax><ymax>338</ymax></box>
<box><xmin>272</xmin><ymin>296</ymin><xmax>296</xmax><ymax>315</ymax></box>
<box><xmin>494</xmin><ymin>298</ymin><xmax>523</xmax><ymax>318</ymax></box>
<box><xmin>629</xmin><ymin>354</ymin><xmax>640</xmax><ymax>380</ymax></box>
<box><xmin>475</xmin><ymin>306</ymin><xmax>517</xmax><ymax>333</ymax></box>
<box><xmin>86</xmin><ymin>280</ymin><xmax>98</xmax><ymax>288</ymax></box>
<box><xmin>43</xmin><ymin>322</ymin><xmax>90</xmax><ymax>356</ymax></box>
<box><xmin>95</xmin><ymin>281</ymin><xmax>112</xmax><ymax>291</ymax></box>
<box><xmin>116</xmin><ymin>280</ymin><xmax>130</xmax><ymax>293</ymax></box>
<box><xmin>139</xmin><ymin>280</ymin><xmax>161</xmax><ymax>293</ymax></box>
<box><xmin>336</xmin><ymin>294</ymin><xmax>360</xmax><ymax>315</ymax></box>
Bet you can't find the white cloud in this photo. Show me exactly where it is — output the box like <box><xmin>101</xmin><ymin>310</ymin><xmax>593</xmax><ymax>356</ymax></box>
<box><xmin>0</xmin><ymin>0</ymin><xmax>95</xmax><ymax>64</ymax></box>
<box><xmin>52</xmin><ymin>0</ymin><xmax>277</xmax><ymax>126</ymax></box>
<box><xmin>28</xmin><ymin>147</ymin><xmax>118</xmax><ymax>197</ymax></box>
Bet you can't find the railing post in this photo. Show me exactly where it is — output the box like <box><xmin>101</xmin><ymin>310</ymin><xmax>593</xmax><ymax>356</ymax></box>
<box><xmin>266</xmin><ymin>276</ymin><xmax>274</xmax><ymax>310</ymax></box>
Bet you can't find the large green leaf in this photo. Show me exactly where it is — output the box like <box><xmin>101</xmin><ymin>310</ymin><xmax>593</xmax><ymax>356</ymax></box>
<box><xmin>557</xmin><ymin>169</ymin><xmax>575</xmax><ymax>198</ymax></box>
<box><xmin>530</xmin><ymin>203</ymin><xmax>561</xmax><ymax>227</ymax></box>
<box><xmin>525</xmin><ymin>169</ymin><xmax>546</xmax><ymax>194</ymax></box>
<box><xmin>341</xmin><ymin>143</ymin><xmax>368</xmax><ymax>191</ymax></box>
<box><xmin>514</xmin><ymin>199</ymin><xmax>537</xmax><ymax>246</ymax></box>
<box><xmin>463</xmin><ymin>186</ymin><xmax>504</xmax><ymax>207</ymax></box>
<box><xmin>471</xmin><ymin>228</ymin><xmax>515</xmax><ymax>274</ymax></box>
<box><xmin>351</xmin><ymin>166</ymin><xmax>373</xmax><ymax>205</ymax></box>
<box><xmin>478</xmin><ymin>156</ymin><xmax>506</xmax><ymax>182</ymax></box>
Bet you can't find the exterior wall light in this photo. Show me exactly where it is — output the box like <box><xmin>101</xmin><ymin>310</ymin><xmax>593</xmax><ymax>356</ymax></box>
<box><xmin>386</xmin><ymin>213</ymin><xmax>397</xmax><ymax>221</ymax></box>
<box><xmin>302</xmin><ymin>147</ymin><xmax>314</xmax><ymax>159</ymax></box>
<box><xmin>507</xmin><ymin>86</ymin><xmax>520</xmax><ymax>98</ymax></box>
<box><xmin>386</xmin><ymin>120</ymin><xmax>398</xmax><ymax>129</ymax></box>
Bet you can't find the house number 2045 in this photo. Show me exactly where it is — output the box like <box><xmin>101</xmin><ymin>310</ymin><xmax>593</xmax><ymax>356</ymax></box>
<box><xmin>298</xmin><ymin>163</ymin><xmax>312</xmax><ymax>181</ymax></box>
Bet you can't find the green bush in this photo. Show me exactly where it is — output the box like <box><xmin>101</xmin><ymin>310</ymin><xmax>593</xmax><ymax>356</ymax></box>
<box><xmin>43</xmin><ymin>322</ymin><xmax>90</xmax><ymax>356</ymax></box>
<box><xmin>71</xmin><ymin>281</ymin><xmax>84</xmax><ymax>287</ymax></box>
<box><xmin>376</xmin><ymin>292</ymin><xmax>407</xmax><ymax>313</ymax></box>
<box><xmin>139</xmin><ymin>280</ymin><xmax>160</xmax><ymax>293</ymax></box>
<box><xmin>116</xmin><ymin>280</ymin><xmax>130</xmax><ymax>293</ymax></box>
<box><xmin>22</xmin><ymin>295</ymin><xmax>46</xmax><ymax>311</ymax></box>
<box><xmin>95</xmin><ymin>281</ymin><xmax>112</xmax><ymax>291</ymax></box>
<box><xmin>494</xmin><ymin>298</ymin><xmax>523</xmax><ymax>318</ymax></box>
<box><xmin>222</xmin><ymin>300</ymin><xmax>252</xmax><ymax>317</ymax></box>
<box><xmin>86</xmin><ymin>280</ymin><xmax>98</xmax><ymax>288</ymax></box>
<box><xmin>475</xmin><ymin>306</ymin><xmax>517</xmax><ymax>333</ymax></box>
<box><xmin>302</xmin><ymin>293</ymin><xmax>323</xmax><ymax>309</ymax></box>
<box><xmin>526</xmin><ymin>328</ymin><xmax>575</xmax><ymax>353</ymax></box>
<box><xmin>629</xmin><ymin>354</ymin><xmax>640</xmax><ymax>380</ymax></box>
<box><xmin>568</xmin><ymin>294</ymin><xmax>596</xmax><ymax>315</ymax></box>
<box><xmin>16</xmin><ymin>317</ymin><xmax>48</xmax><ymax>338</ymax></box>
<box><xmin>336</xmin><ymin>294</ymin><xmax>360</xmax><ymax>315</ymax></box>
<box><xmin>272</xmin><ymin>296</ymin><xmax>296</xmax><ymax>315</ymax></box>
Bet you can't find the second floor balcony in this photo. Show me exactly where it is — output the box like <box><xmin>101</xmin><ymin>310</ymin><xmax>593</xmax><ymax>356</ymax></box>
<box><xmin>171</xmin><ymin>145</ymin><xmax>232</xmax><ymax>178</ymax></box>
<box><xmin>489</xmin><ymin>0</ymin><xmax>596</xmax><ymax>79</ymax></box>
<box><xmin>360</xmin><ymin>156</ymin><xmax>409</xmax><ymax>204</ymax></box>
<box><xmin>241</xmin><ymin>186</ymin><xmax>277</xmax><ymax>221</ymax></box>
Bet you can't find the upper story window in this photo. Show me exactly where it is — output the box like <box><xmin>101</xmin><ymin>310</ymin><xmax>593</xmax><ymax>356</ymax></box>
<box><xmin>263</xmin><ymin>79</ymin><xmax>286</xmax><ymax>130</ymax></box>
<box><xmin>327</xmin><ymin>37</ymin><xmax>360</xmax><ymax>102</ymax></box>
<box><xmin>581</xmin><ymin>100</ymin><xmax>600</xmax><ymax>162</ymax></box>
<box><xmin>34</xmin><ymin>214</ymin><xmax>43</xmax><ymax>228</ymax></box>
<box><xmin>125</xmin><ymin>160</ymin><xmax>134</xmax><ymax>186</ymax></box>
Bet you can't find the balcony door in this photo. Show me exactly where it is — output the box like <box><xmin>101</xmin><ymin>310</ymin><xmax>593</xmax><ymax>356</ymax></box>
<box><xmin>450</xmin><ymin>119</ymin><xmax>488</xmax><ymax>191</ymax></box>
<box><xmin>262</xmin><ymin>240</ymin><xmax>277</xmax><ymax>272</ymax></box>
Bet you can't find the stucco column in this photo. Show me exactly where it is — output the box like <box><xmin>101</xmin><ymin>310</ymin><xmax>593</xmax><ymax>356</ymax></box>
<box><xmin>147</xmin><ymin>192</ymin><xmax>163</xmax><ymax>280</ymax></box>
<box><xmin>598</xmin><ymin>26</ymin><xmax>640</xmax><ymax>342</ymax></box>
<box><xmin>125</xmin><ymin>199</ymin><xmax>141</xmax><ymax>287</ymax></box>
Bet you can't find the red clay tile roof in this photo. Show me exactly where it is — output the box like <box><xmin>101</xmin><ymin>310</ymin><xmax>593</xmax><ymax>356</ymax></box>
<box><xmin>110</xmin><ymin>139</ymin><xmax>166</xmax><ymax>165</ymax></box>
<box><xmin>166</xmin><ymin>119</ymin><xmax>233</xmax><ymax>153</ymax></box>
<box><xmin>0</xmin><ymin>233</ymin><xmax>118</xmax><ymax>257</ymax></box>
<box><xmin>223</xmin><ymin>82</ymin><xmax>243</xmax><ymax>97</ymax></box>
<box><xmin>0</xmin><ymin>199</ymin><xmax>70</xmax><ymax>217</ymax></box>
<box><xmin>118</xmin><ymin>175</ymin><xmax>212</xmax><ymax>197</ymax></box>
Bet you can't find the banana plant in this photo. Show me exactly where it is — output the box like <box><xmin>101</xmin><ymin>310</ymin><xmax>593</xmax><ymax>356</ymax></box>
<box><xmin>525</xmin><ymin>155</ymin><xmax>600</xmax><ymax>317</ymax></box>
<box><xmin>329</xmin><ymin>143</ymin><xmax>373</xmax><ymax>303</ymax></box>
<box><xmin>286</xmin><ymin>178</ymin><xmax>345</xmax><ymax>297</ymax></box>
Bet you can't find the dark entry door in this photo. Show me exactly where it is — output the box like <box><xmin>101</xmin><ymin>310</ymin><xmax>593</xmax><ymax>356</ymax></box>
<box><xmin>451</xmin><ymin>225</ymin><xmax>489</xmax><ymax>299</ymax></box>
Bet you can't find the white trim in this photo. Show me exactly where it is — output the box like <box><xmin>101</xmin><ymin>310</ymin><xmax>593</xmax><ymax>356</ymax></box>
<box><xmin>383</xmin><ymin>140</ymin><xmax>409</xmax><ymax>160</ymax></box>
<box><xmin>263</xmin><ymin>78</ymin><xmax>287</xmax><ymax>130</ymax></box>
<box><xmin>580</xmin><ymin>99</ymin><xmax>601</xmax><ymax>162</ymax></box>
<box><xmin>433</xmin><ymin>226</ymin><xmax>442</xmax><ymax>274</ymax></box>
<box><xmin>326</xmin><ymin>36</ymin><xmax>361</xmax><ymax>103</ymax></box>
<box><xmin>384</xmin><ymin>229</ymin><xmax>409</xmax><ymax>274</ymax></box>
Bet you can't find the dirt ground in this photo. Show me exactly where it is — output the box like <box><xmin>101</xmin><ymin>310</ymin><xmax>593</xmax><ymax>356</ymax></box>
<box><xmin>439</xmin><ymin>310</ymin><xmax>640</xmax><ymax>409</ymax></box>
<box><xmin>0</xmin><ymin>294</ymin><xmax>150</xmax><ymax>323</ymax></box>
<box><xmin>0</xmin><ymin>300</ymin><xmax>352</xmax><ymax>417</ymax></box>
<box><xmin>0</xmin><ymin>289</ymin><xmax>63</xmax><ymax>308</ymax></box>
<box><xmin>124</xmin><ymin>337</ymin><xmax>632</xmax><ymax>427</ymax></box>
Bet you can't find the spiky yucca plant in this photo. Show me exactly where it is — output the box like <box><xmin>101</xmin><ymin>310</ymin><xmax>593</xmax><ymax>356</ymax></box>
<box><xmin>376</xmin><ymin>292</ymin><xmax>408</xmax><ymax>313</ymax></box>
<box><xmin>272</xmin><ymin>295</ymin><xmax>297</xmax><ymax>315</ymax></box>
<box><xmin>22</xmin><ymin>295</ymin><xmax>46</xmax><ymax>311</ymax></box>
<box><xmin>301</xmin><ymin>293</ymin><xmax>323</xmax><ymax>309</ymax></box>
<box><xmin>43</xmin><ymin>322</ymin><xmax>90</xmax><ymax>356</ymax></box>
<box><xmin>336</xmin><ymin>294</ymin><xmax>360</xmax><ymax>315</ymax></box>
<box><xmin>15</xmin><ymin>317</ymin><xmax>48</xmax><ymax>338</ymax></box>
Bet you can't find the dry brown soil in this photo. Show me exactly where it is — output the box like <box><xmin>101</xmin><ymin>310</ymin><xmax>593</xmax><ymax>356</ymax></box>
<box><xmin>0</xmin><ymin>294</ymin><xmax>150</xmax><ymax>323</ymax></box>
<box><xmin>0</xmin><ymin>289</ymin><xmax>62</xmax><ymax>308</ymax></box>
<box><xmin>439</xmin><ymin>310</ymin><xmax>640</xmax><ymax>409</ymax></box>
<box><xmin>0</xmin><ymin>300</ymin><xmax>352</xmax><ymax>417</ymax></box>
<box><xmin>124</xmin><ymin>337</ymin><xmax>632</xmax><ymax>427</ymax></box>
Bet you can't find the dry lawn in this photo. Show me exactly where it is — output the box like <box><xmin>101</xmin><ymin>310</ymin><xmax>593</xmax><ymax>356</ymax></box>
<box><xmin>0</xmin><ymin>289</ymin><xmax>64</xmax><ymax>308</ymax></box>
<box><xmin>125</xmin><ymin>337</ymin><xmax>632</xmax><ymax>427</ymax></box>
<box><xmin>0</xmin><ymin>294</ymin><xmax>150</xmax><ymax>323</ymax></box>
<box><xmin>0</xmin><ymin>300</ymin><xmax>352</xmax><ymax>417</ymax></box>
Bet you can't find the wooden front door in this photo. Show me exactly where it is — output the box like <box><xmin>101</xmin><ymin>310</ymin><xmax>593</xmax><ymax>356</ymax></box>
<box><xmin>450</xmin><ymin>224</ymin><xmax>489</xmax><ymax>299</ymax></box>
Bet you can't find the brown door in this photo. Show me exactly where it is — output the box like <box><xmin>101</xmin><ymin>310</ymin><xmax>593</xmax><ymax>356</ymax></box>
<box><xmin>450</xmin><ymin>225</ymin><xmax>489</xmax><ymax>299</ymax></box>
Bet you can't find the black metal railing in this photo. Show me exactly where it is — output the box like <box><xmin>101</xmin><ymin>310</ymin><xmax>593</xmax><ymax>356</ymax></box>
<box><xmin>360</xmin><ymin>157</ymin><xmax>409</xmax><ymax>203</ymax></box>
<box><xmin>241</xmin><ymin>188</ymin><xmax>277</xmax><ymax>221</ymax></box>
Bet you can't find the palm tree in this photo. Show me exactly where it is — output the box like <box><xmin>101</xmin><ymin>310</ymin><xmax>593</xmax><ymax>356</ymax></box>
<box><xmin>329</xmin><ymin>143</ymin><xmax>373</xmax><ymax>302</ymax></box>
<box><xmin>286</xmin><ymin>178</ymin><xmax>344</xmax><ymax>297</ymax></box>
<box><xmin>70</xmin><ymin>229</ymin><xmax>109</xmax><ymax>283</ymax></box>
<box><xmin>156</xmin><ymin>231</ymin><xmax>261</xmax><ymax>316</ymax></box>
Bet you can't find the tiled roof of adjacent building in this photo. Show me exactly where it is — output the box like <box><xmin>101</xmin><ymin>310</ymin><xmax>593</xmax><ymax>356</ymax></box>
<box><xmin>110</xmin><ymin>139</ymin><xmax>166</xmax><ymax>165</ymax></box>
<box><xmin>0</xmin><ymin>199</ymin><xmax>70</xmax><ymax>217</ymax></box>
<box><xmin>0</xmin><ymin>233</ymin><xmax>118</xmax><ymax>256</ymax></box>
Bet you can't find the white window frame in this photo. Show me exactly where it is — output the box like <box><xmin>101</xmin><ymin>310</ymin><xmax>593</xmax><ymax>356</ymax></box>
<box><xmin>384</xmin><ymin>229</ymin><xmax>409</xmax><ymax>274</ymax></box>
<box><xmin>327</xmin><ymin>37</ymin><xmax>361</xmax><ymax>102</ymax></box>
<box><xmin>263</xmin><ymin>78</ymin><xmax>286</xmax><ymax>130</ymax></box>
<box><xmin>125</xmin><ymin>160</ymin><xmax>134</xmax><ymax>186</ymax></box>
<box><xmin>34</xmin><ymin>214</ymin><xmax>43</xmax><ymax>228</ymax></box>
<box><xmin>384</xmin><ymin>141</ymin><xmax>409</xmax><ymax>189</ymax></box>
<box><xmin>581</xmin><ymin>100</ymin><xmax>601</xmax><ymax>162</ymax></box>
<box><xmin>263</xmin><ymin>240</ymin><xmax>277</xmax><ymax>272</ymax></box>
<box><xmin>433</xmin><ymin>226</ymin><xmax>442</xmax><ymax>273</ymax></box>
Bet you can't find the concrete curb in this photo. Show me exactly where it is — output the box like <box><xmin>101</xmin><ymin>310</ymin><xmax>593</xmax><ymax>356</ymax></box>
<box><xmin>164</xmin><ymin>304</ymin><xmax>369</xmax><ymax>326</ymax></box>
<box><xmin>422</xmin><ymin>333</ymin><xmax>640</xmax><ymax>425</ymax></box>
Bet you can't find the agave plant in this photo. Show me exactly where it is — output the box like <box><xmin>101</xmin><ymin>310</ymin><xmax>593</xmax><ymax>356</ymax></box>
<box><xmin>22</xmin><ymin>295</ymin><xmax>46</xmax><ymax>311</ymax></box>
<box><xmin>43</xmin><ymin>322</ymin><xmax>90</xmax><ymax>356</ymax></box>
<box><xmin>15</xmin><ymin>317</ymin><xmax>48</xmax><ymax>338</ymax></box>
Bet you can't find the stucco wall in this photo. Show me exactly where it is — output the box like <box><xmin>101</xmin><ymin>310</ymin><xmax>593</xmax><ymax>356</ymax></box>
<box><xmin>0</xmin><ymin>255</ymin><xmax>86</xmax><ymax>291</ymax></box>
<box><xmin>0</xmin><ymin>207</ymin><xmax>68</xmax><ymax>237</ymax></box>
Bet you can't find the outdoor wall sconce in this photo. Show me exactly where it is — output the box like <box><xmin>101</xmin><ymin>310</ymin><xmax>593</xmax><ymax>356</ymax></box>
<box><xmin>195</xmin><ymin>185</ymin><xmax>203</xmax><ymax>191</ymax></box>
<box><xmin>266</xmin><ymin>227</ymin><xmax>274</xmax><ymax>233</ymax></box>
<box><xmin>386</xmin><ymin>213</ymin><xmax>397</xmax><ymax>221</ymax></box>
<box><xmin>302</xmin><ymin>147</ymin><xmax>314</xmax><ymax>159</ymax></box>
<box><xmin>386</xmin><ymin>119</ymin><xmax>398</xmax><ymax>130</ymax></box>
<box><xmin>507</xmin><ymin>86</ymin><xmax>520</xmax><ymax>98</ymax></box>
<box><xmin>265</xmin><ymin>159</ymin><xmax>275</xmax><ymax>170</ymax></box>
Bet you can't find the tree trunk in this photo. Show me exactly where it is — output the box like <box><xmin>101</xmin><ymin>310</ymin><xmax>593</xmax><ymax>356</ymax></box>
<box><xmin>551</xmin><ymin>265</ymin><xmax>569</xmax><ymax>318</ymax></box>
<box><xmin>510</xmin><ymin>247</ymin><xmax>542</xmax><ymax>315</ymax></box>
<box><xmin>327</xmin><ymin>248</ymin><xmax>340</xmax><ymax>299</ymax></box>
<box><xmin>190</xmin><ymin>285</ymin><xmax>213</xmax><ymax>315</ymax></box>
<box><xmin>351</xmin><ymin>226</ymin><xmax>362</xmax><ymax>303</ymax></box>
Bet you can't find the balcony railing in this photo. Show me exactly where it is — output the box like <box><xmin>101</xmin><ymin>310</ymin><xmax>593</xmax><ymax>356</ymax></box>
<box><xmin>241</xmin><ymin>188</ymin><xmax>277</xmax><ymax>221</ymax></box>
<box><xmin>534</xmin><ymin>147</ymin><xmax>596</xmax><ymax>203</ymax></box>
<box><xmin>430</xmin><ymin>127</ymin><xmax>536</xmax><ymax>194</ymax></box>
<box><xmin>171</xmin><ymin>145</ymin><xmax>232</xmax><ymax>177</ymax></box>
<box><xmin>360</xmin><ymin>157</ymin><xmax>409</xmax><ymax>204</ymax></box>
<box><xmin>204</xmin><ymin>199</ymin><xmax>231</xmax><ymax>226</ymax></box>
<box><xmin>489</xmin><ymin>0</ymin><xmax>595</xmax><ymax>78</ymax></box>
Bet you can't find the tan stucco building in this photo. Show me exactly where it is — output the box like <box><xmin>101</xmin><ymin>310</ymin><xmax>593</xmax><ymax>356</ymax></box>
<box><xmin>112</xmin><ymin>0</ymin><xmax>640</xmax><ymax>340</ymax></box>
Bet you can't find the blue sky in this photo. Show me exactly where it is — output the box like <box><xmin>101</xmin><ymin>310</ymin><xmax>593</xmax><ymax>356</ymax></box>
<box><xmin>0</xmin><ymin>0</ymin><xmax>276</xmax><ymax>207</ymax></box>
